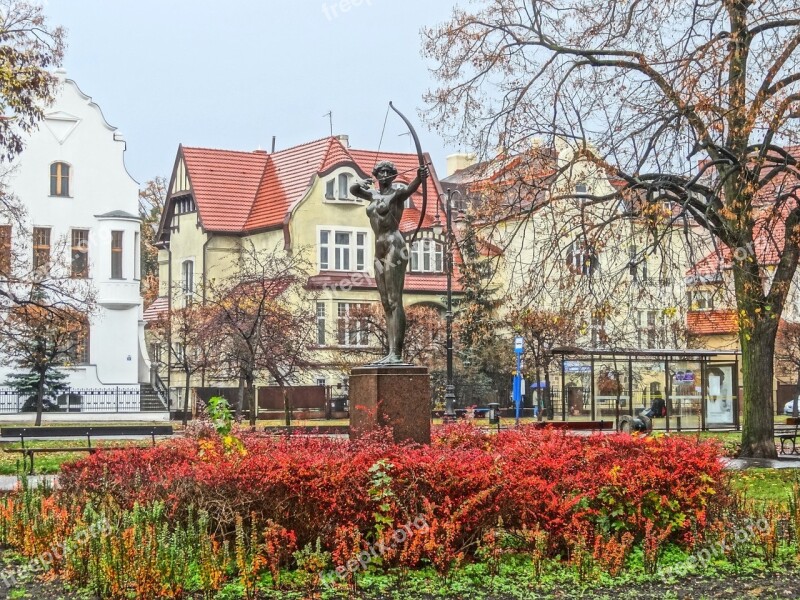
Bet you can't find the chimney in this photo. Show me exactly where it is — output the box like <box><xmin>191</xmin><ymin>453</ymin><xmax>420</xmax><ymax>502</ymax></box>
<box><xmin>335</xmin><ymin>134</ymin><xmax>350</xmax><ymax>148</ymax></box>
<box><xmin>446</xmin><ymin>152</ymin><xmax>477</xmax><ymax>176</ymax></box>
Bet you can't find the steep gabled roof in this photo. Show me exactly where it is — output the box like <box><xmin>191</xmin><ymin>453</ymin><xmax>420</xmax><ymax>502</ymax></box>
<box><xmin>246</xmin><ymin>138</ymin><xmax>333</xmax><ymax>230</ymax></box>
<box><xmin>181</xmin><ymin>146</ymin><xmax>268</xmax><ymax>232</ymax></box>
<box><xmin>172</xmin><ymin>137</ymin><xmax>442</xmax><ymax>236</ymax></box>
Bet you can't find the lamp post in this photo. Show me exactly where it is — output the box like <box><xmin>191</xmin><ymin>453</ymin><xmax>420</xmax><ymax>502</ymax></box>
<box><xmin>433</xmin><ymin>188</ymin><xmax>460</xmax><ymax>422</ymax></box>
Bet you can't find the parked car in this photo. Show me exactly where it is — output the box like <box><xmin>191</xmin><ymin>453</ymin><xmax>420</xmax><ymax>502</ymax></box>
<box><xmin>784</xmin><ymin>398</ymin><xmax>800</xmax><ymax>416</ymax></box>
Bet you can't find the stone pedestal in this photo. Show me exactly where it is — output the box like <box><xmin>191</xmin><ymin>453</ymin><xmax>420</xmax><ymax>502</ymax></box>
<box><xmin>348</xmin><ymin>365</ymin><xmax>430</xmax><ymax>444</ymax></box>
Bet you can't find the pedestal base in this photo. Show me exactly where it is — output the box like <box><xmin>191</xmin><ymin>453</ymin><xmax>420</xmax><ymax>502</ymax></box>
<box><xmin>348</xmin><ymin>365</ymin><xmax>430</xmax><ymax>444</ymax></box>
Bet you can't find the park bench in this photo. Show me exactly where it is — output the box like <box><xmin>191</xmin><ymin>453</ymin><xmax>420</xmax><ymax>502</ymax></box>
<box><xmin>0</xmin><ymin>425</ymin><xmax>174</xmax><ymax>474</ymax></box>
<box><xmin>530</xmin><ymin>420</ymin><xmax>613</xmax><ymax>431</ymax></box>
<box><xmin>774</xmin><ymin>420</ymin><xmax>800</xmax><ymax>455</ymax></box>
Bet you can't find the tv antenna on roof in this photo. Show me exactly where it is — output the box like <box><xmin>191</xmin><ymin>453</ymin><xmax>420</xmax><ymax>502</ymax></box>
<box><xmin>323</xmin><ymin>110</ymin><xmax>333</xmax><ymax>137</ymax></box>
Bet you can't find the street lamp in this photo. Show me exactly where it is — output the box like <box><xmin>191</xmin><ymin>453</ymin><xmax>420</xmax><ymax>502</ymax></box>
<box><xmin>433</xmin><ymin>188</ymin><xmax>461</xmax><ymax>422</ymax></box>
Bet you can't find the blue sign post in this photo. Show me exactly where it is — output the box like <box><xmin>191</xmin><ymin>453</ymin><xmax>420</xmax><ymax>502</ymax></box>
<box><xmin>513</xmin><ymin>336</ymin><xmax>524</xmax><ymax>426</ymax></box>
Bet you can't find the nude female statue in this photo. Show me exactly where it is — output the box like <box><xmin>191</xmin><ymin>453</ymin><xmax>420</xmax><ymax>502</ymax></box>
<box><xmin>350</xmin><ymin>161</ymin><xmax>428</xmax><ymax>364</ymax></box>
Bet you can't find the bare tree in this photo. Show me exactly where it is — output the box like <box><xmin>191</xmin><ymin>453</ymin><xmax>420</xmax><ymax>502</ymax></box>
<box><xmin>138</xmin><ymin>176</ymin><xmax>167</xmax><ymax>307</ymax></box>
<box><xmin>207</xmin><ymin>242</ymin><xmax>316</xmax><ymax>427</ymax></box>
<box><xmin>150</xmin><ymin>298</ymin><xmax>213</xmax><ymax>426</ymax></box>
<box><xmin>0</xmin><ymin>286</ymin><xmax>93</xmax><ymax>426</ymax></box>
<box><xmin>338</xmin><ymin>303</ymin><xmax>446</xmax><ymax>366</ymax></box>
<box><xmin>424</xmin><ymin>0</ymin><xmax>800</xmax><ymax>457</ymax></box>
<box><xmin>0</xmin><ymin>0</ymin><xmax>65</xmax><ymax>163</ymax></box>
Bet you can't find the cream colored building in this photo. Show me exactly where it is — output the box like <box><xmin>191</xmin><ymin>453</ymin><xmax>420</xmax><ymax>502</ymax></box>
<box><xmin>148</xmin><ymin>136</ymin><xmax>456</xmax><ymax>399</ymax></box>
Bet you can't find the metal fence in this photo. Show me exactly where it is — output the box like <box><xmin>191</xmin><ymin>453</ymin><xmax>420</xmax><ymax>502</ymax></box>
<box><xmin>0</xmin><ymin>387</ymin><xmax>164</xmax><ymax>414</ymax></box>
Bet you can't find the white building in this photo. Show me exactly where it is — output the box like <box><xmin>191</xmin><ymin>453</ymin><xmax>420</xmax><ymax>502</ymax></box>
<box><xmin>0</xmin><ymin>71</ymin><xmax>156</xmax><ymax>410</ymax></box>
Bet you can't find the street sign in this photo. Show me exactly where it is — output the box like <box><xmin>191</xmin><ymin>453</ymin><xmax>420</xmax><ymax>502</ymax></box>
<box><xmin>514</xmin><ymin>335</ymin><xmax>524</xmax><ymax>353</ymax></box>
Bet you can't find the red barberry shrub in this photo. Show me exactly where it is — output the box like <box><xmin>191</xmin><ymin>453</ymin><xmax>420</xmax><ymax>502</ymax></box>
<box><xmin>57</xmin><ymin>427</ymin><xmax>729</xmax><ymax>570</ymax></box>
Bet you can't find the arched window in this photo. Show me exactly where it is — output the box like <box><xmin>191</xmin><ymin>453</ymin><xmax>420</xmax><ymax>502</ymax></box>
<box><xmin>410</xmin><ymin>239</ymin><xmax>444</xmax><ymax>273</ymax></box>
<box><xmin>338</xmin><ymin>173</ymin><xmax>351</xmax><ymax>199</ymax></box>
<box><xmin>50</xmin><ymin>162</ymin><xmax>71</xmax><ymax>196</ymax></box>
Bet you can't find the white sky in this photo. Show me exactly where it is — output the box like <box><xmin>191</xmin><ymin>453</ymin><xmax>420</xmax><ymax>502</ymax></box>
<box><xmin>44</xmin><ymin>0</ymin><xmax>462</xmax><ymax>184</ymax></box>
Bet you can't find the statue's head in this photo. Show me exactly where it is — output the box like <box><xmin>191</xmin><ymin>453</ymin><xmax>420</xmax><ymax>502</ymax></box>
<box><xmin>372</xmin><ymin>160</ymin><xmax>398</xmax><ymax>180</ymax></box>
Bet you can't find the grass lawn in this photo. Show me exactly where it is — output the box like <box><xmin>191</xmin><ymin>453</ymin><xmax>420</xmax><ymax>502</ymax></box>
<box><xmin>0</xmin><ymin>439</ymin><xmax>159</xmax><ymax>475</ymax></box>
<box><xmin>729</xmin><ymin>467</ymin><xmax>798</xmax><ymax>503</ymax></box>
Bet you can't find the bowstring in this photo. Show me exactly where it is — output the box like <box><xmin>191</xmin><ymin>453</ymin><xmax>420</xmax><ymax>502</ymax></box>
<box><xmin>373</xmin><ymin>103</ymin><xmax>391</xmax><ymax>174</ymax></box>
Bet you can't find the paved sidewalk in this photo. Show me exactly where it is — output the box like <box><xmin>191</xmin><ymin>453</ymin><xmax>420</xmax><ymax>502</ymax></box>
<box><xmin>724</xmin><ymin>456</ymin><xmax>800</xmax><ymax>470</ymax></box>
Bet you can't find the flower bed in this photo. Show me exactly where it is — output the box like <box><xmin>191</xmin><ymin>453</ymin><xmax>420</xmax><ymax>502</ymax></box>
<box><xmin>57</xmin><ymin>423</ymin><xmax>728</xmax><ymax>558</ymax></box>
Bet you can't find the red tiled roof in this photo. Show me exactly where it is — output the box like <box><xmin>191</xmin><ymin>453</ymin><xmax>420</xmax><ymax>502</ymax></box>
<box><xmin>348</xmin><ymin>148</ymin><xmax>440</xmax><ymax>234</ymax></box>
<box><xmin>246</xmin><ymin>138</ymin><xmax>337</xmax><ymax>230</ymax></box>
<box><xmin>688</xmin><ymin>205</ymin><xmax>793</xmax><ymax>277</ymax></box>
<box><xmin>143</xmin><ymin>296</ymin><xmax>168</xmax><ymax>324</ymax></box>
<box><xmin>686</xmin><ymin>310</ymin><xmax>738</xmax><ymax>336</ymax></box>
<box><xmin>181</xmin><ymin>147</ymin><xmax>268</xmax><ymax>232</ymax></box>
<box><xmin>177</xmin><ymin>138</ymin><xmax>444</xmax><ymax>236</ymax></box>
<box><xmin>688</xmin><ymin>147</ymin><xmax>800</xmax><ymax>276</ymax></box>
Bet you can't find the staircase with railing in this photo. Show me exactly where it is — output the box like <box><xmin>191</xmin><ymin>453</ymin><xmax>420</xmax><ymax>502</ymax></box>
<box><xmin>141</xmin><ymin>367</ymin><xmax>170</xmax><ymax>412</ymax></box>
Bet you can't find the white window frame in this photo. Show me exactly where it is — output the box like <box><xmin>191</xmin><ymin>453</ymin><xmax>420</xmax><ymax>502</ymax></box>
<box><xmin>689</xmin><ymin>289</ymin><xmax>715</xmax><ymax>311</ymax></box>
<box><xmin>323</xmin><ymin>169</ymin><xmax>358</xmax><ymax>203</ymax></box>
<box><xmin>338</xmin><ymin>173</ymin><xmax>351</xmax><ymax>200</ymax></box>
<box><xmin>181</xmin><ymin>259</ymin><xmax>194</xmax><ymax>306</ymax></box>
<box><xmin>636</xmin><ymin>309</ymin><xmax>661</xmax><ymax>349</ymax></box>
<box><xmin>410</xmin><ymin>239</ymin><xmax>444</xmax><ymax>273</ymax></box>
<box><xmin>318</xmin><ymin>226</ymin><xmax>369</xmax><ymax>272</ymax></box>
<box><xmin>568</xmin><ymin>239</ymin><xmax>597</xmax><ymax>276</ymax></box>
<box><xmin>337</xmin><ymin>302</ymin><xmax>370</xmax><ymax>347</ymax></box>
<box><xmin>316</xmin><ymin>302</ymin><xmax>326</xmax><ymax>346</ymax></box>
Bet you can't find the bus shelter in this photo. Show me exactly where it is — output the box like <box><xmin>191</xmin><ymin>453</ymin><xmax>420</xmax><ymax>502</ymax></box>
<box><xmin>547</xmin><ymin>347</ymin><xmax>741</xmax><ymax>432</ymax></box>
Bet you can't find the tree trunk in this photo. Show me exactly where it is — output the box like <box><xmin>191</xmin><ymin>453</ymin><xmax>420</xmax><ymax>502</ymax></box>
<box><xmin>236</xmin><ymin>371</ymin><xmax>245</xmax><ymax>420</ymax></box>
<box><xmin>35</xmin><ymin>371</ymin><xmax>44</xmax><ymax>427</ymax></box>
<box><xmin>182</xmin><ymin>370</ymin><xmax>190</xmax><ymax>427</ymax></box>
<box><xmin>283</xmin><ymin>385</ymin><xmax>291</xmax><ymax>430</ymax></box>
<box><xmin>535</xmin><ymin>364</ymin><xmax>543</xmax><ymax>421</ymax></box>
<box><xmin>248</xmin><ymin>378</ymin><xmax>257</xmax><ymax>427</ymax></box>
<box><xmin>740</xmin><ymin>319</ymin><xmax>779</xmax><ymax>458</ymax></box>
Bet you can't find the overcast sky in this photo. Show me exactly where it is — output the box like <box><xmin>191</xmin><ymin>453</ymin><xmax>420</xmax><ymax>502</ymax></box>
<box><xmin>44</xmin><ymin>0</ymin><xmax>461</xmax><ymax>185</ymax></box>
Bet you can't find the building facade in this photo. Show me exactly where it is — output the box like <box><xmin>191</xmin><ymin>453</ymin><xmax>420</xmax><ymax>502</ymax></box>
<box><xmin>149</xmin><ymin>135</ymin><xmax>458</xmax><ymax>399</ymax></box>
<box><xmin>0</xmin><ymin>71</ymin><xmax>151</xmax><ymax>395</ymax></box>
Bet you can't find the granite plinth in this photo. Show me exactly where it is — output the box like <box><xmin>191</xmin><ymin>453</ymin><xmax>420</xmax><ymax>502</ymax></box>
<box><xmin>348</xmin><ymin>365</ymin><xmax>430</xmax><ymax>444</ymax></box>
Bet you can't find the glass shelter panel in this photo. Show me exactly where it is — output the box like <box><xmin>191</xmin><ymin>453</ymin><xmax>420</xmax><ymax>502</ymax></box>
<box><xmin>630</xmin><ymin>359</ymin><xmax>667</xmax><ymax>430</ymax></box>
<box><xmin>669</xmin><ymin>361</ymin><xmax>703</xmax><ymax>431</ymax></box>
<box><xmin>705</xmin><ymin>363</ymin><xmax>736</xmax><ymax>428</ymax></box>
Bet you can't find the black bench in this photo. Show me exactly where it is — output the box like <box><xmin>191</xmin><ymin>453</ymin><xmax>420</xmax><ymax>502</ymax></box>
<box><xmin>530</xmin><ymin>420</ymin><xmax>613</xmax><ymax>431</ymax></box>
<box><xmin>0</xmin><ymin>425</ymin><xmax>174</xmax><ymax>474</ymax></box>
<box><xmin>775</xmin><ymin>421</ymin><xmax>800</xmax><ymax>455</ymax></box>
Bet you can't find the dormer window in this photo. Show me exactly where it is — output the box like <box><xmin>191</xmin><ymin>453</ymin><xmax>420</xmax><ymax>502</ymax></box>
<box><xmin>50</xmin><ymin>162</ymin><xmax>70</xmax><ymax>197</ymax></box>
<box><xmin>325</xmin><ymin>171</ymin><xmax>357</xmax><ymax>202</ymax></box>
<box><xmin>338</xmin><ymin>173</ymin><xmax>351</xmax><ymax>200</ymax></box>
<box><xmin>404</xmin><ymin>196</ymin><xmax>416</xmax><ymax>209</ymax></box>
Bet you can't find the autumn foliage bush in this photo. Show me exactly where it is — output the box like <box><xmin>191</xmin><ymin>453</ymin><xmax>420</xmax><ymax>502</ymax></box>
<box><xmin>57</xmin><ymin>422</ymin><xmax>729</xmax><ymax>569</ymax></box>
